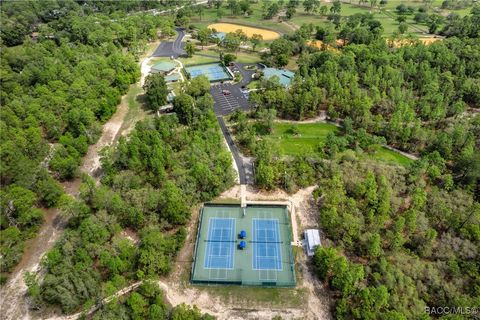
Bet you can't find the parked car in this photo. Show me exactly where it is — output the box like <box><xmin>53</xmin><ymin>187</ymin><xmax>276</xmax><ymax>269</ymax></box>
<box><xmin>222</xmin><ymin>90</ymin><xmax>231</xmax><ymax>95</ymax></box>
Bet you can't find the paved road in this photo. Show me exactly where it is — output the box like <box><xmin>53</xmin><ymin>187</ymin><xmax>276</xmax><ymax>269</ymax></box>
<box><xmin>209</xmin><ymin>62</ymin><xmax>260</xmax><ymax>116</ymax></box>
<box><xmin>217</xmin><ymin>117</ymin><xmax>255</xmax><ymax>185</ymax></box>
<box><xmin>210</xmin><ymin>82</ymin><xmax>249</xmax><ymax>116</ymax></box>
<box><xmin>152</xmin><ymin>28</ymin><xmax>185</xmax><ymax>57</ymax></box>
<box><xmin>234</xmin><ymin>62</ymin><xmax>257</xmax><ymax>88</ymax></box>
<box><xmin>209</xmin><ymin>63</ymin><xmax>260</xmax><ymax>185</ymax></box>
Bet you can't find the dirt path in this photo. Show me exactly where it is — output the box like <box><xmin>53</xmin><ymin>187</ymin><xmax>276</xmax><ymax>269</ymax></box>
<box><xmin>282</xmin><ymin>20</ymin><xmax>300</xmax><ymax>32</ymax></box>
<box><xmin>158</xmin><ymin>185</ymin><xmax>332</xmax><ymax>320</ymax></box>
<box><xmin>0</xmin><ymin>42</ymin><xmax>156</xmax><ymax>320</ymax></box>
<box><xmin>38</xmin><ymin>183</ymin><xmax>332</xmax><ymax>320</ymax></box>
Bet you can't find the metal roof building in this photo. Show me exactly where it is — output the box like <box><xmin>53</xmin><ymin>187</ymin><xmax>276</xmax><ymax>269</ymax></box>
<box><xmin>262</xmin><ymin>68</ymin><xmax>295</xmax><ymax>87</ymax></box>
<box><xmin>304</xmin><ymin>229</ymin><xmax>321</xmax><ymax>257</ymax></box>
<box><xmin>151</xmin><ymin>61</ymin><xmax>176</xmax><ymax>74</ymax></box>
<box><xmin>165</xmin><ymin>73</ymin><xmax>181</xmax><ymax>83</ymax></box>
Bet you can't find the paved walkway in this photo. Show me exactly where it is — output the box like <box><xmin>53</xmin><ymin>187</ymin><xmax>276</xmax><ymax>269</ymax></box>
<box><xmin>216</xmin><ymin>117</ymin><xmax>254</xmax><ymax>185</ymax></box>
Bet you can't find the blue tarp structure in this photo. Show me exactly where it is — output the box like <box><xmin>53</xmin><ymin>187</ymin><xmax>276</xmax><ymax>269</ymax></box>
<box><xmin>239</xmin><ymin>240</ymin><xmax>246</xmax><ymax>250</ymax></box>
<box><xmin>239</xmin><ymin>230</ymin><xmax>247</xmax><ymax>239</ymax></box>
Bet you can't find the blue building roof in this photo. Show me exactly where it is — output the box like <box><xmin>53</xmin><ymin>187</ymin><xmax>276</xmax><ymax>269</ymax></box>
<box><xmin>239</xmin><ymin>240</ymin><xmax>246</xmax><ymax>249</ymax></box>
<box><xmin>239</xmin><ymin>230</ymin><xmax>247</xmax><ymax>238</ymax></box>
<box><xmin>263</xmin><ymin>67</ymin><xmax>295</xmax><ymax>87</ymax></box>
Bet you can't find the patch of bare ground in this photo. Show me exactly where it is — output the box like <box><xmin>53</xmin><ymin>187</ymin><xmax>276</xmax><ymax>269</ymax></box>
<box><xmin>159</xmin><ymin>185</ymin><xmax>333</xmax><ymax>320</ymax></box>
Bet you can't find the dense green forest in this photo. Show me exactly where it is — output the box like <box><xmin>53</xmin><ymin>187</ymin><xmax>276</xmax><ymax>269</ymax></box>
<box><xmin>24</xmin><ymin>88</ymin><xmax>233</xmax><ymax>312</ymax></box>
<box><xmin>313</xmin><ymin>160</ymin><xmax>479</xmax><ymax>319</ymax></box>
<box><xmin>249</xmin><ymin>8</ymin><xmax>480</xmax><ymax>196</ymax></box>
<box><xmin>236</xmin><ymin>6</ymin><xmax>479</xmax><ymax>319</ymax></box>
<box><xmin>0</xmin><ymin>0</ymin><xmax>174</xmax><ymax>281</ymax></box>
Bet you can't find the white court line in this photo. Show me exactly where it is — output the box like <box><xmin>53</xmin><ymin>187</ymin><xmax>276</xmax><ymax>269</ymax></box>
<box><xmin>251</xmin><ymin>218</ymin><xmax>283</xmax><ymax>271</ymax></box>
<box><xmin>204</xmin><ymin>218</ymin><xmax>213</xmax><ymax>269</ymax></box>
<box><xmin>204</xmin><ymin>217</ymin><xmax>235</xmax><ymax>270</ymax></box>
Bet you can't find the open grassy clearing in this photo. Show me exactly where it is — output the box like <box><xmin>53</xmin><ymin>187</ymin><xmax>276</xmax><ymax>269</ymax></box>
<box><xmin>182</xmin><ymin>47</ymin><xmax>262</xmax><ymax>64</ymax></box>
<box><xmin>148</xmin><ymin>56</ymin><xmax>172</xmax><ymax>66</ymax></box>
<box><xmin>179</xmin><ymin>53</ymin><xmax>219</xmax><ymax>65</ymax></box>
<box><xmin>268</xmin><ymin>122</ymin><xmax>413</xmax><ymax>166</ymax></box>
<box><xmin>234</xmin><ymin>50</ymin><xmax>263</xmax><ymax>63</ymax></box>
<box><xmin>188</xmin><ymin>0</ymin><xmax>474</xmax><ymax>39</ymax></box>
<box><xmin>200</xmin><ymin>285</ymin><xmax>308</xmax><ymax>309</ymax></box>
<box><xmin>288</xmin><ymin>0</ymin><xmax>473</xmax><ymax>35</ymax></box>
<box><xmin>123</xmin><ymin>84</ymin><xmax>145</xmax><ymax>123</ymax></box>
<box><xmin>268</xmin><ymin>122</ymin><xmax>340</xmax><ymax>156</ymax></box>
<box><xmin>368</xmin><ymin>146</ymin><xmax>413</xmax><ymax>166</ymax></box>
<box><xmin>189</xmin><ymin>3</ymin><xmax>294</xmax><ymax>35</ymax></box>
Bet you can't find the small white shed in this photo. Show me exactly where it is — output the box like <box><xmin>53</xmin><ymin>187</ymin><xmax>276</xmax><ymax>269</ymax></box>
<box><xmin>304</xmin><ymin>229</ymin><xmax>321</xmax><ymax>257</ymax></box>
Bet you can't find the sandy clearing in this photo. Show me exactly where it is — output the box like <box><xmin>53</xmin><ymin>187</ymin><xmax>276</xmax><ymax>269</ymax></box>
<box><xmin>208</xmin><ymin>23</ymin><xmax>280</xmax><ymax>40</ymax></box>
<box><xmin>306</xmin><ymin>40</ymin><xmax>341</xmax><ymax>53</ymax></box>
<box><xmin>41</xmin><ymin>184</ymin><xmax>332</xmax><ymax>320</ymax></box>
<box><xmin>159</xmin><ymin>184</ymin><xmax>333</xmax><ymax>320</ymax></box>
<box><xmin>389</xmin><ymin>36</ymin><xmax>443</xmax><ymax>48</ymax></box>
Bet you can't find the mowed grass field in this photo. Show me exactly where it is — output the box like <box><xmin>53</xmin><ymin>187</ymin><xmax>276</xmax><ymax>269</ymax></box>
<box><xmin>369</xmin><ymin>147</ymin><xmax>413</xmax><ymax>166</ymax></box>
<box><xmin>190</xmin><ymin>2</ymin><xmax>293</xmax><ymax>35</ymax></box>
<box><xmin>188</xmin><ymin>0</ymin><xmax>474</xmax><ymax>39</ymax></box>
<box><xmin>269</xmin><ymin>122</ymin><xmax>339</xmax><ymax>156</ymax></box>
<box><xmin>286</xmin><ymin>0</ymin><xmax>472</xmax><ymax>35</ymax></box>
<box><xmin>268</xmin><ymin>122</ymin><xmax>413</xmax><ymax>166</ymax></box>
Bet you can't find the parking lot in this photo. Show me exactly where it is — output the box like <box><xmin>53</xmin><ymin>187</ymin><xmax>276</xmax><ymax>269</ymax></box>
<box><xmin>210</xmin><ymin>82</ymin><xmax>250</xmax><ymax>116</ymax></box>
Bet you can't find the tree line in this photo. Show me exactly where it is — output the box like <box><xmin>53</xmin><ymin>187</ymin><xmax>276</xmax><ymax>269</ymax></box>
<box><xmin>92</xmin><ymin>281</ymin><xmax>214</xmax><ymax>320</ymax></box>
<box><xmin>24</xmin><ymin>77</ymin><xmax>234</xmax><ymax>313</ymax></box>
<box><xmin>313</xmin><ymin>160</ymin><xmax>479</xmax><ymax>318</ymax></box>
<box><xmin>250</xmin><ymin>9</ymin><xmax>479</xmax><ymax>196</ymax></box>
<box><xmin>0</xmin><ymin>1</ymin><xmax>173</xmax><ymax>282</ymax></box>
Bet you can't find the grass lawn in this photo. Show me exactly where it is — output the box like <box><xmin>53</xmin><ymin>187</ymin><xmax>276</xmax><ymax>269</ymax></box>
<box><xmin>190</xmin><ymin>2</ymin><xmax>294</xmax><ymax>35</ymax></box>
<box><xmin>179</xmin><ymin>54</ymin><xmax>219</xmax><ymax>65</ymax></box>
<box><xmin>235</xmin><ymin>51</ymin><xmax>262</xmax><ymax>64</ymax></box>
<box><xmin>267</xmin><ymin>122</ymin><xmax>413</xmax><ymax>166</ymax></box>
<box><xmin>247</xmin><ymin>80</ymin><xmax>261</xmax><ymax>89</ymax></box>
<box><xmin>368</xmin><ymin>146</ymin><xmax>413</xmax><ymax>166</ymax></box>
<box><xmin>148</xmin><ymin>57</ymin><xmax>175</xmax><ymax>66</ymax></box>
<box><xmin>120</xmin><ymin>84</ymin><xmax>147</xmax><ymax>133</ymax></box>
<box><xmin>286</xmin><ymin>56</ymin><xmax>299</xmax><ymax>70</ymax></box>
<box><xmin>268</xmin><ymin>122</ymin><xmax>339</xmax><ymax>156</ymax></box>
<box><xmin>185</xmin><ymin>47</ymin><xmax>262</xmax><ymax>64</ymax></box>
<box><xmin>288</xmin><ymin>1</ymin><xmax>472</xmax><ymax>35</ymax></box>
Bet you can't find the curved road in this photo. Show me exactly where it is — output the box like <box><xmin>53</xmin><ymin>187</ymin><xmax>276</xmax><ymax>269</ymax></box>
<box><xmin>152</xmin><ymin>28</ymin><xmax>185</xmax><ymax>57</ymax></box>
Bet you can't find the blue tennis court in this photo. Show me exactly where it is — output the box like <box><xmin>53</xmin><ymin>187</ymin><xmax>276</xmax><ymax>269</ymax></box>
<box><xmin>185</xmin><ymin>63</ymin><xmax>232</xmax><ymax>82</ymax></box>
<box><xmin>204</xmin><ymin>218</ymin><xmax>235</xmax><ymax>269</ymax></box>
<box><xmin>252</xmin><ymin>219</ymin><xmax>282</xmax><ymax>270</ymax></box>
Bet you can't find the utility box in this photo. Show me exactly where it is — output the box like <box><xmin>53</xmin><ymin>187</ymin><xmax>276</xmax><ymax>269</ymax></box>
<box><xmin>304</xmin><ymin>229</ymin><xmax>321</xmax><ymax>257</ymax></box>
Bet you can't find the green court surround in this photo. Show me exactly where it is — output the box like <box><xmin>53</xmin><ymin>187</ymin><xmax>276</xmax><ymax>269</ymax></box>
<box><xmin>191</xmin><ymin>204</ymin><xmax>296</xmax><ymax>287</ymax></box>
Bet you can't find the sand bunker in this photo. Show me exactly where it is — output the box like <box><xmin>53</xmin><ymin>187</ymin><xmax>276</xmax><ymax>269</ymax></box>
<box><xmin>208</xmin><ymin>23</ymin><xmax>280</xmax><ymax>40</ymax></box>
